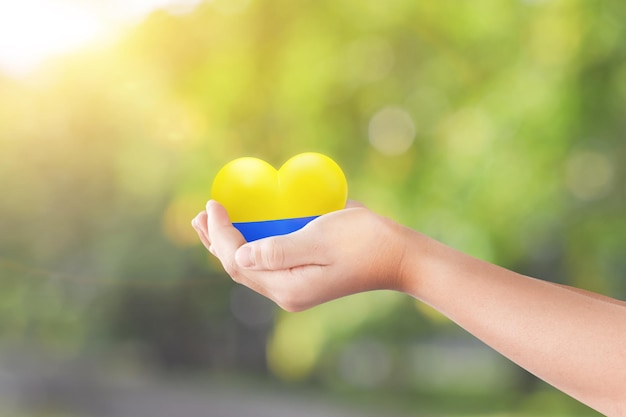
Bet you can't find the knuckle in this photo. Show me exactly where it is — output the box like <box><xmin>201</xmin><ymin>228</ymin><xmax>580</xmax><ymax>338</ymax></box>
<box><xmin>260</xmin><ymin>239</ymin><xmax>286</xmax><ymax>270</ymax></box>
<box><xmin>223</xmin><ymin>259</ymin><xmax>242</xmax><ymax>282</ymax></box>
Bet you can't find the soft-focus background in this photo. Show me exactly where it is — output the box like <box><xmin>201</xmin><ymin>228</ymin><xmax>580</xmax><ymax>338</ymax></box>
<box><xmin>1</xmin><ymin>0</ymin><xmax>624</xmax><ymax>416</ymax></box>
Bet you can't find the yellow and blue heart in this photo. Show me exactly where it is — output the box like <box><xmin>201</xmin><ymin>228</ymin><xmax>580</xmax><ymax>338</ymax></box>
<box><xmin>211</xmin><ymin>152</ymin><xmax>348</xmax><ymax>241</ymax></box>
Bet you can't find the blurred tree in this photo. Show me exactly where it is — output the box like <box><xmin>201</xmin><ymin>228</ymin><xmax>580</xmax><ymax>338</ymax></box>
<box><xmin>0</xmin><ymin>0</ymin><xmax>623</xmax><ymax>415</ymax></box>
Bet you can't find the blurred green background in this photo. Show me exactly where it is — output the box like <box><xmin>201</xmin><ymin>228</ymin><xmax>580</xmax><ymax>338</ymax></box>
<box><xmin>0</xmin><ymin>0</ymin><xmax>624</xmax><ymax>415</ymax></box>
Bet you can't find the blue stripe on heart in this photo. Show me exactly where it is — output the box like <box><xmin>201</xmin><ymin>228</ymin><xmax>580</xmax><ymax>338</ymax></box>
<box><xmin>233</xmin><ymin>216</ymin><xmax>319</xmax><ymax>242</ymax></box>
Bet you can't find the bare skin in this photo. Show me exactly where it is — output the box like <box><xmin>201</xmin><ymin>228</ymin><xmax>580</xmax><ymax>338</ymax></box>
<box><xmin>192</xmin><ymin>200</ymin><xmax>626</xmax><ymax>416</ymax></box>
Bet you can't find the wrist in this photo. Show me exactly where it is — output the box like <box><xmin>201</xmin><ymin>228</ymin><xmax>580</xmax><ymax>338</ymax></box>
<box><xmin>393</xmin><ymin>226</ymin><xmax>450</xmax><ymax>301</ymax></box>
<box><xmin>377</xmin><ymin>219</ymin><xmax>425</xmax><ymax>296</ymax></box>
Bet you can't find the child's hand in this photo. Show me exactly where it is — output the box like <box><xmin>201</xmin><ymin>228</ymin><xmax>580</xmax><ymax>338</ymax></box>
<box><xmin>192</xmin><ymin>200</ymin><xmax>410</xmax><ymax>311</ymax></box>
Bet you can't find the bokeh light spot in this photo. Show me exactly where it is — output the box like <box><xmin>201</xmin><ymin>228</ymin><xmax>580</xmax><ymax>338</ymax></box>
<box><xmin>267</xmin><ymin>312</ymin><xmax>324</xmax><ymax>381</ymax></box>
<box><xmin>162</xmin><ymin>194</ymin><xmax>206</xmax><ymax>247</ymax></box>
<box><xmin>345</xmin><ymin>36</ymin><xmax>395</xmax><ymax>83</ymax></box>
<box><xmin>338</xmin><ymin>339</ymin><xmax>392</xmax><ymax>389</ymax></box>
<box><xmin>439</xmin><ymin>107</ymin><xmax>495</xmax><ymax>156</ymax></box>
<box><xmin>368</xmin><ymin>106</ymin><xmax>416</xmax><ymax>156</ymax></box>
<box><xmin>565</xmin><ymin>150</ymin><xmax>614</xmax><ymax>201</ymax></box>
<box><xmin>230</xmin><ymin>286</ymin><xmax>275</xmax><ymax>328</ymax></box>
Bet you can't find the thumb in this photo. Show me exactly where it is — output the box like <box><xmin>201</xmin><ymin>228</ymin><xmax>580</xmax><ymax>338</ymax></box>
<box><xmin>206</xmin><ymin>200</ymin><xmax>246</xmax><ymax>259</ymax></box>
<box><xmin>235</xmin><ymin>227</ymin><xmax>327</xmax><ymax>271</ymax></box>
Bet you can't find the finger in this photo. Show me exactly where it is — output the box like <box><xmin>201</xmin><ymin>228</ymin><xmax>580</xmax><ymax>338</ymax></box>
<box><xmin>192</xmin><ymin>210</ymin><xmax>209</xmax><ymax>238</ymax></box>
<box><xmin>192</xmin><ymin>211</ymin><xmax>212</xmax><ymax>251</ymax></box>
<box><xmin>235</xmin><ymin>224</ymin><xmax>328</xmax><ymax>271</ymax></box>
<box><xmin>193</xmin><ymin>223</ymin><xmax>212</xmax><ymax>252</ymax></box>
<box><xmin>206</xmin><ymin>200</ymin><xmax>246</xmax><ymax>273</ymax></box>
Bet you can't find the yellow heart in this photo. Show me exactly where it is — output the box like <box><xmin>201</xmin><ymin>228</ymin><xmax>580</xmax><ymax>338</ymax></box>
<box><xmin>211</xmin><ymin>153</ymin><xmax>347</xmax><ymax>240</ymax></box>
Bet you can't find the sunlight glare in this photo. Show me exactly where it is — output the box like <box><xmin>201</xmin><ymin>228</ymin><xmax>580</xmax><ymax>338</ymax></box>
<box><xmin>0</xmin><ymin>0</ymin><xmax>202</xmax><ymax>77</ymax></box>
<box><xmin>0</xmin><ymin>0</ymin><xmax>104</xmax><ymax>76</ymax></box>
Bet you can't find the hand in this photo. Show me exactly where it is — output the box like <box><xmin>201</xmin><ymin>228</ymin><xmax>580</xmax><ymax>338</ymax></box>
<box><xmin>192</xmin><ymin>200</ymin><xmax>410</xmax><ymax>311</ymax></box>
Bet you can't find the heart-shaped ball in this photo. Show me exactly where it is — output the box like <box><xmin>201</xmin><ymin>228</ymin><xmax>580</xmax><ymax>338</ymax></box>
<box><xmin>211</xmin><ymin>152</ymin><xmax>348</xmax><ymax>240</ymax></box>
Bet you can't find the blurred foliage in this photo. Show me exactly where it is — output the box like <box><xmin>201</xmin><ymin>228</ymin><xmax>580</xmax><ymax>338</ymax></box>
<box><xmin>0</xmin><ymin>0</ymin><xmax>624</xmax><ymax>415</ymax></box>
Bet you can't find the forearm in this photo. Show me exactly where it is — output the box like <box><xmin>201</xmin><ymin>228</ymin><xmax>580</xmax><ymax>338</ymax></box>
<box><xmin>400</xmin><ymin>229</ymin><xmax>626</xmax><ymax>416</ymax></box>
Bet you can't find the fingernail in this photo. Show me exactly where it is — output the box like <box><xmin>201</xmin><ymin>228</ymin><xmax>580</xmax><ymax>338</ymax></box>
<box><xmin>191</xmin><ymin>218</ymin><xmax>198</xmax><ymax>228</ymax></box>
<box><xmin>235</xmin><ymin>245</ymin><xmax>254</xmax><ymax>268</ymax></box>
<box><xmin>206</xmin><ymin>199</ymin><xmax>216</xmax><ymax>211</ymax></box>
